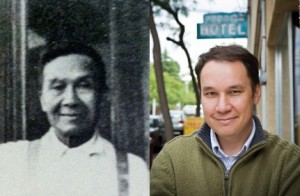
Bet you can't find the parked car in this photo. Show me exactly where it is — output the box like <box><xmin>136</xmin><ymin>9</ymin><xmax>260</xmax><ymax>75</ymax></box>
<box><xmin>150</xmin><ymin>115</ymin><xmax>160</xmax><ymax>132</ymax></box>
<box><xmin>169</xmin><ymin>110</ymin><xmax>186</xmax><ymax>136</ymax></box>
<box><xmin>149</xmin><ymin>115</ymin><xmax>164</xmax><ymax>154</ymax></box>
<box><xmin>158</xmin><ymin>110</ymin><xmax>186</xmax><ymax>136</ymax></box>
<box><xmin>182</xmin><ymin>104</ymin><xmax>204</xmax><ymax>117</ymax></box>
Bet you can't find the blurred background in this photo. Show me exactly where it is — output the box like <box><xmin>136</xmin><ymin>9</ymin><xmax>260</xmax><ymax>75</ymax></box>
<box><xmin>149</xmin><ymin>0</ymin><xmax>300</xmax><ymax>166</ymax></box>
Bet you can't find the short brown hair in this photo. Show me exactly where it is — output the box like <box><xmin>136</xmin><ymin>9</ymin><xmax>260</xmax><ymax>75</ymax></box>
<box><xmin>195</xmin><ymin>44</ymin><xmax>260</xmax><ymax>92</ymax></box>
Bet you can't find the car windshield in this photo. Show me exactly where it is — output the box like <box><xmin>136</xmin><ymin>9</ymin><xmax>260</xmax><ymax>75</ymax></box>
<box><xmin>150</xmin><ymin>117</ymin><xmax>159</xmax><ymax>127</ymax></box>
<box><xmin>169</xmin><ymin>111</ymin><xmax>184</xmax><ymax>123</ymax></box>
<box><xmin>170</xmin><ymin>114</ymin><xmax>181</xmax><ymax>121</ymax></box>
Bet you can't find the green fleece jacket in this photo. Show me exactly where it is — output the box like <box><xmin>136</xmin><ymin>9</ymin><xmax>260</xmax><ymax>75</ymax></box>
<box><xmin>150</xmin><ymin>116</ymin><xmax>300</xmax><ymax>196</ymax></box>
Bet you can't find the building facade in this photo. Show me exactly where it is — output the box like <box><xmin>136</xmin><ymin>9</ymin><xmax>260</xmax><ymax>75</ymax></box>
<box><xmin>248</xmin><ymin>0</ymin><xmax>299</xmax><ymax>144</ymax></box>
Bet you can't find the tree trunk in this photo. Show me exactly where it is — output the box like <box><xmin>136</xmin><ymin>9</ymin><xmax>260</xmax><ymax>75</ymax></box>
<box><xmin>151</xmin><ymin>0</ymin><xmax>201</xmax><ymax>116</ymax></box>
<box><xmin>167</xmin><ymin>36</ymin><xmax>201</xmax><ymax>116</ymax></box>
<box><xmin>165</xmin><ymin>17</ymin><xmax>201</xmax><ymax>116</ymax></box>
<box><xmin>149</xmin><ymin>2</ymin><xmax>174</xmax><ymax>141</ymax></box>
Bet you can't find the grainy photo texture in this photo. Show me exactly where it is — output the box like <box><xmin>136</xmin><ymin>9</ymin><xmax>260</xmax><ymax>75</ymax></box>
<box><xmin>0</xmin><ymin>0</ymin><xmax>149</xmax><ymax>195</ymax></box>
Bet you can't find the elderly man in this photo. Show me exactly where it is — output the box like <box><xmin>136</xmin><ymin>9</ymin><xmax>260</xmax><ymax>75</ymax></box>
<box><xmin>0</xmin><ymin>42</ymin><xmax>148</xmax><ymax>196</ymax></box>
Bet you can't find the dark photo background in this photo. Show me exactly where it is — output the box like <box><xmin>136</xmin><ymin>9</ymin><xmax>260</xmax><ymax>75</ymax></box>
<box><xmin>0</xmin><ymin>0</ymin><xmax>149</xmax><ymax>161</ymax></box>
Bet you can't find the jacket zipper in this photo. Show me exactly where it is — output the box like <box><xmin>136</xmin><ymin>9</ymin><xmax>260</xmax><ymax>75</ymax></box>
<box><xmin>222</xmin><ymin>143</ymin><xmax>266</xmax><ymax>196</ymax></box>
<box><xmin>224</xmin><ymin>170</ymin><xmax>230</xmax><ymax>196</ymax></box>
<box><xmin>196</xmin><ymin>136</ymin><xmax>266</xmax><ymax>196</ymax></box>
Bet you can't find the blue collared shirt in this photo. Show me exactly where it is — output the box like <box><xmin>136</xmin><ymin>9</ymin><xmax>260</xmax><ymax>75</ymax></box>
<box><xmin>210</xmin><ymin>119</ymin><xmax>256</xmax><ymax>171</ymax></box>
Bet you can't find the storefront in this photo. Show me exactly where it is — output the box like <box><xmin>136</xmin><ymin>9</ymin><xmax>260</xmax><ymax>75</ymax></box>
<box><xmin>248</xmin><ymin>0</ymin><xmax>299</xmax><ymax>144</ymax></box>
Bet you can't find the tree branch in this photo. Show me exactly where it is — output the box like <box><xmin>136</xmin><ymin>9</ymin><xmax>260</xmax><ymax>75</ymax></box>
<box><xmin>166</xmin><ymin>37</ymin><xmax>180</xmax><ymax>45</ymax></box>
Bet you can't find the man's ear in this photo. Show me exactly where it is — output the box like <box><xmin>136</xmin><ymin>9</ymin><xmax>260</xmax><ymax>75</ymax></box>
<box><xmin>253</xmin><ymin>84</ymin><xmax>261</xmax><ymax>104</ymax></box>
<box><xmin>39</xmin><ymin>91</ymin><xmax>46</xmax><ymax>112</ymax></box>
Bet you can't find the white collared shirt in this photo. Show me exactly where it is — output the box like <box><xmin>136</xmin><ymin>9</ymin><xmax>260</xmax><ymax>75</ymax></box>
<box><xmin>210</xmin><ymin>119</ymin><xmax>256</xmax><ymax>170</ymax></box>
<box><xmin>0</xmin><ymin>128</ymin><xmax>149</xmax><ymax>196</ymax></box>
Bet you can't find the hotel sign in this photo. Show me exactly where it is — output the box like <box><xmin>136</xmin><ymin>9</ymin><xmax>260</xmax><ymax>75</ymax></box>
<box><xmin>197</xmin><ymin>12</ymin><xmax>248</xmax><ymax>39</ymax></box>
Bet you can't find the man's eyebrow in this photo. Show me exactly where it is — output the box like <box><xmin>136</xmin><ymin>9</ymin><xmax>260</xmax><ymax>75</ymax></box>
<box><xmin>46</xmin><ymin>74</ymin><xmax>94</xmax><ymax>84</ymax></box>
<box><xmin>48</xmin><ymin>78</ymin><xmax>63</xmax><ymax>84</ymax></box>
<box><xmin>201</xmin><ymin>85</ymin><xmax>245</xmax><ymax>91</ymax></box>
<box><xmin>76</xmin><ymin>75</ymin><xmax>94</xmax><ymax>81</ymax></box>
<box><xmin>228</xmin><ymin>85</ymin><xmax>245</xmax><ymax>90</ymax></box>
<box><xmin>202</xmin><ymin>86</ymin><xmax>215</xmax><ymax>91</ymax></box>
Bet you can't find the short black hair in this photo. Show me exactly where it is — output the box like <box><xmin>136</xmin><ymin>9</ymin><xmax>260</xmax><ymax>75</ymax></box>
<box><xmin>38</xmin><ymin>41</ymin><xmax>108</xmax><ymax>94</ymax></box>
<box><xmin>195</xmin><ymin>44</ymin><xmax>260</xmax><ymax>93</ymax></box>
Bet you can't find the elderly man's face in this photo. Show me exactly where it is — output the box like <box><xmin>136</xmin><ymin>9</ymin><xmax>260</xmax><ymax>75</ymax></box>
<box><xmin>40</xmin><ymin>54</ymin><xmax>98</xmax><ymax>138</ymax></box>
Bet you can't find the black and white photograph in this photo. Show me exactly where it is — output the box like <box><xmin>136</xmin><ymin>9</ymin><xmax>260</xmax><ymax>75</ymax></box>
<box><xmin>0</xmin><ymin>0</ymin><xmax>149</xmax><ymax>195</ymax></box>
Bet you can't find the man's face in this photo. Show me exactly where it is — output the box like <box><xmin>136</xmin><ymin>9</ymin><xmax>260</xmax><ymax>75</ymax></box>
<box><xmin>40</xmin><ymin>54</ymin><xmax>98</xmax><ymax>138</ymax></box>
<box><xmin>200</xmin><ymin>60</ymin><xmax>261</xmax><ymax>140</ymax></box>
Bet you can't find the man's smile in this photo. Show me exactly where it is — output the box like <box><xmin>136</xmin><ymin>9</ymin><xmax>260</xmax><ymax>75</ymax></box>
<box><xmin>214</xmin><ymin>116</ymin><xmax>238</xmax><ymax>125</ymax></box>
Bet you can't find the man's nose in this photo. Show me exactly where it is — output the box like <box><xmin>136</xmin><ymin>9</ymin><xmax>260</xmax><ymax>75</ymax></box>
<box><xmin>216</xmin><ymin>94</ymin><xmax>232</xmax><ymax>113</ymax></box>
<box><xmin>62</xmin><ymin>86</ymin><xmax>79</xmax><ymax>106</ymax></box>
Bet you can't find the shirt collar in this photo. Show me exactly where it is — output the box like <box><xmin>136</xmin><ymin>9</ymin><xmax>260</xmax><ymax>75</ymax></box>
<box><xmin>210</xmin><ymin>119</ymin><xmax>256</xmax><ymax>157</ymax></box>
<box><xmin>40</xmin><ymin>128</ymin><xmax>106</xmax><ymax>159</ymax></box>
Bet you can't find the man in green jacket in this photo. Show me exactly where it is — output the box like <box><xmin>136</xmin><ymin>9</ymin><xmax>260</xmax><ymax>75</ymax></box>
<box><xmin>150</xmin><ymin>45</ymin><xmax>300</xmax><ymax>196</ymax></box>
